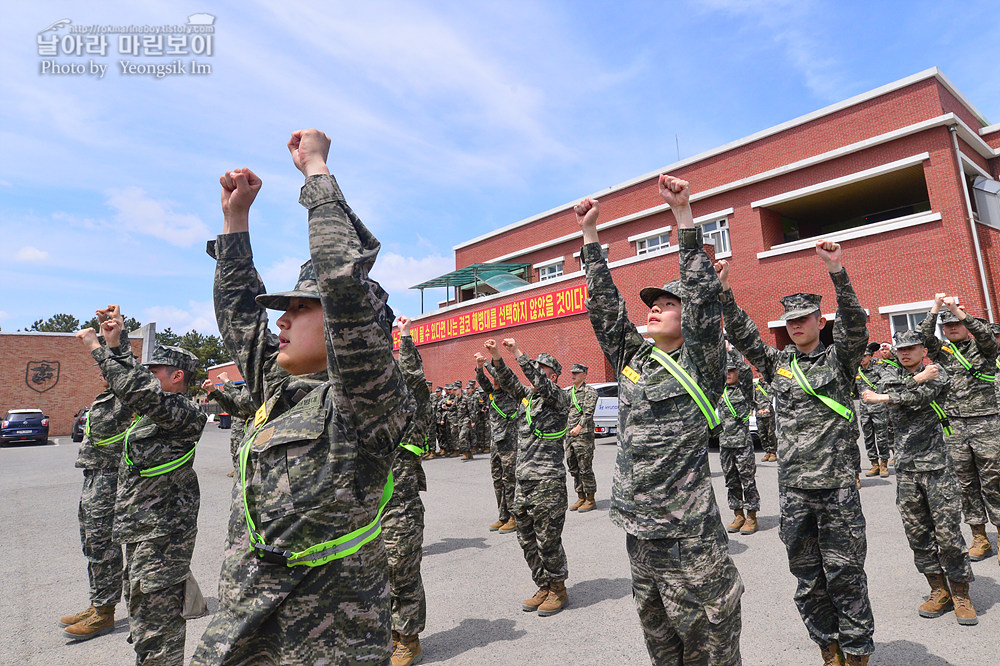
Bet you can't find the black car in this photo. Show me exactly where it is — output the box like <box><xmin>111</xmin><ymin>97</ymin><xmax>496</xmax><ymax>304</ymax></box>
<box><xmin>1</xmin><ymin>409</ymin><xmax>50</xmax><ymax>446</ymax></box>
<box><xmin>71</xmin><ymin>408</ymin><xmax>90</xmax><ymax>443</ymax></box>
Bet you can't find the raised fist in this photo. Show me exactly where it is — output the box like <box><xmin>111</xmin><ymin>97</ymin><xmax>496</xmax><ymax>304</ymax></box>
<box><xmin>201</xmin><ymin>378</ymin><xmax>216</xmax><ymax>394</ymax></box>
<box><xmin>484</xmin><ymin>338</ymin><xmax>501</xmax><ymax>359</ymax></box>
<box><xmin>916</xmin><ymin>364</ymin><xmax>940</xmax><ymax>383</ymax></box>
<box><xmin>815</xmin><ymin>240</ymin><xmax>842</xmax><ymax>267</ymax></box>
<box><xmin>218</xmin><ymin>371</ymin><xmax>230</xmax><ymax>383</ymax></box>
<box><xmin>714</xmin><ymin>260</ymin><xmax>730</xmax><ymax>290</ymax></box>
<box><xmin>574</xmin><ymin>198</ymin><xmax>599</xmax><ymax>229</ymax></box>
<box><xmin>288</xmin><ymin>129</ymin><xmax>331</xmax><ymax>176</ymax></box>
<box><xmin>75</xmin><ymin>327</ymin><xmax>100</xmax><ymax>351</ymax></box>
<box><xmin>96</xmin><ymin>304</ymin><xmax>122</xmax><ymax>324</ymax></box>
<box><xmin>933</xmin><ymin>292</ymin><xmax>946</xmax><ymax>308</ymax></box>
<box><xmin>474</xmin><ymin>352</ymin><xmax>487</xmax><ymax>368</ymax></box>
<box><xmin>101</xmin><ymin>318</ymin><xmax>123</xmax><ymax>348</ymax></box>
<box><xmin>395</xmin><ymin>315</ymin><xmax>412</xmax><ymax>336</ymax></box>
<box><xmin>220</xmin><ymin>167</ymin><xmax>262</xmax><ymax>221</ymax></box>
<box><xmin>658</xmin><ymin>174</ymin><xmax>690</xmax><ymax>207</ymax></box>
<box><xmin>502</xmin><ymin>338</ymin><xmax>517</xmax><ymax>353</ymax></box>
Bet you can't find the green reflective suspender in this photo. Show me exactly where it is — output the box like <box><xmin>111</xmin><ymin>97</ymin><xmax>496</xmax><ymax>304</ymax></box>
<box><xmin>929</xmin><ymin>401</ymin><xmax>953</xmax><ymax>436</ymax></box>
<box><xmin>524</xmin><ymin>396</ymin><xmax>568</xmax><ymax>440</ymax></box>
<box><xmin>755</xmin><ymin>384</ymin><xmax>768</xmax><ymax>398</ymax></box>
<box><xmin>647</xmin><ymin>347</ymin><xmax>721</xmax><ymax>430</ymax></box>
<box><xmin>789</xmin><ymin>355</ymin><xmax>855</xmax><ymax>422</ymax></box>
<box><xmin>570</xmin><ymin>386</ymin><xmax>583</xmax><ymax>413</ymax></box>
<box><xmin>399</xmin><ymin>432</ymin><xmax>429</xmax><ymax>457</ymax></box>
<box><xmin>239</xmin><ymin>414</ymin><xmax>395</xmax><ymax>567</ymax></box>
<box><xmin>722</xmin><ymin>387</ymin><xmax>750</xmax><ymax>422</ymax></box>
<box><xmin>858</xmin><ymin>367</ymin><xmax>878</xmax><ymax>390</ymax></box>
<box><xmin>85</xmin><ymin>410</ymin><xmax>133</xmax><ymax>447</ymax></box>
<box><xmin>490</xmin><ymin>397</ymin><xmax>516</xmax><ymax>420</ymax></box>
<box><xmin>943</xmin><ymin>343</ymin><xmax>996</xmax><ymax>382</ymax></box>
<box><xmin>881</xmin><ymin>359</ymin><xmax>901</xmax><ymax>369</ymax></box>
<box><xmin>122</xmin><ymin>417</ymin><xmax>196</xmax><ymax>477</ymax></box>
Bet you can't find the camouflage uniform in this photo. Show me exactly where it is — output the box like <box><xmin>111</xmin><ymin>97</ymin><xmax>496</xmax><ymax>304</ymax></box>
<box><xmin>855</xmin><ymin>361</ymin><xmax>892</xmax><ymax>466</ymax></box>
<box><xmin>384</xmin><ymin>335</ymin><xmax>431</xmax><ymax>636</ymax></box>
<box><xmin>473</xmin><ymin>385</ymin><xmax>489</xmax><ymax>452</ymax></box>
<box><xmin>426</xmin><ymin>390</ymin><xmax>440</xmax><ymax>454</ymax></box>
<box><xmin>191</xmin><ymin>172</ymin><xmax>413</xmax><ymax>665</ymax></box>
<box><xmin>919</xmin><ymin>311</ymin><xmax>1000</xmax><ymax>528</ymax></box>
<box><xmin>564</xmin><ymin>379</ymin><xmax>599</xmax><ymax>497</ymax></box>
<box><xmin>719</xmin><ymin>352</ymin><xmax>760</xmax><ymax>512</ymax></box>
<box><xmin>93</xmin><ymin>343</ymin><xmax>206</xmax><ymax>665</ymax></box>
<box><xmin>492</xmin><ymin>354</ymin><xmax>571</xmax><ymax>589</ymax></box>
<box><xmin>582</xmin><ymin>228</ymin><xmax>743</xmax><ymax>665</ymax></box>
<box><xmin>477</xmin><ymin>365</ymin><xmax>519</xmax><ymax>523</ymax></box>
<box><xmin>753</xmin><ymin>379</ymin><xmax>777</xmax><ymax>457</ymax></box>
<box><xmin>435</xmin><ymin>392</ymin><xmax>454</xmax><ymax>455</ymax></box>
<box><xmin>722</xmin><ymin>272</ymin><xmax>874</xmax><ymax>657</ymax></box>
<box><xmin>878</xmin><ymin>348</ymin><xmax>973</xmax><ymax>582</ymax></box>
<box><xmin>208</xmin><ymin>380</ymin><xmax>255</xmax><ymax>468</ymax></box>
<box><xmin>74</xmin><ymin>331</ymin><xmax>132</xmax><ymax>609</ymax></box>
<box><xmin>457</xmin><ymin>386</ymin><xmax>476</xmax><ymax>454</ymax></box>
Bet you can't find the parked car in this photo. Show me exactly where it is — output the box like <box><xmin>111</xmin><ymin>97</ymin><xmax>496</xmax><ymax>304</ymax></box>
<box><xmin>1</xmin><ymin>409</ymin><xmax>50</xmax><ymax>446</ymax></box>
<box><xmin>591</xmin><ymin>381</ymin><xmax>619</xmax><ymax>438</ymax></box>
<box><xmin>71</xmin><ymin>407</ymin><xmax>90</xmax><ymax>442</ymax></box>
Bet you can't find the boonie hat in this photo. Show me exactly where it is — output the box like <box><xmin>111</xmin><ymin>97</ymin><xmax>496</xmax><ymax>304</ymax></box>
<box><xmin>938</xmin><ymin>309</ymin><xmax>961</xmax><ymax>324</ymax></box>
<box><xmin>535</xmin><ymin>353</ymin><xmax>562</xmax><ymax>376</ymax></box>
<box><xmin>640</xmin><ymin>280</ymin><xmax>683</xmax><ymax>308</ymax></box>
<box><xmin>571</xmin><ymin>363</ymin><xmax>588</xmax><ymax>373</ymax></box>
<box><xmin>780</xmin><ymin>293</ymin><xmax>822</xmax><ymax>321</ymax></box>
<box><xmin>145</xmin><ymin>345</ymin><xmax>199</xmax><ymax>373</ymax></box>
<box><xmin>256</xmin><ymin>260</ymin><xmax>319</xmax><ymax>311</ymax></box>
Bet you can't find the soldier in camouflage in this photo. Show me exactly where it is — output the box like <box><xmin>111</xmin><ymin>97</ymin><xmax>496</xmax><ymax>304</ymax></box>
<box><xmin>457</xmin><ymin>380</ymin><xmax>477</xmax><ymax>461</ymax></box>
<box><xmin>385</xmin><ymin>316</ymin><xmax>432</xmax><ymax>666</ymax></box>
<box><xmin>719</xmin><ymin>349</ymin><xmax>761</xmax><ymax>535</ymax></box>
<box><xmin>862</xmin><ymin>329</ymin><xmax>977</xmax><ymax>625</ymax></box>
<box><xmin>576</xmin><ymin>175</ymin><xmax>743</xmax><ymax>665</ymax></box>
<box><xmin>754</xmin><ymin>377</ymin><xmax>778</xmax><ymax>462</ymax></box>
<box><xmin>565</xmin><ymin>363</ymin><xmax>599</xmax><ymax>513</ymax></box>
<box><xmin>991</xmin><ymin>323</ymin><xmax>1000</xmax><ymax>410</ymax></box>
<box><xmin>202</xmin><ymin>372</ymin><xmax>255</xmax><ymax>473</ymax></box>
<box><xmin>720</xmin><ymin>239</ymin><xmax>874</xmax><ymax>665</ymax></box>
<box><xmin>78</xmin><ymin>315</ymin><xmax>206</xmax><ymax>665</ymax></box>
<box><xmin>855</xmin><ymin>342</ymin><xmax>891</xmax><ymax>478</ymax></box>
<box><xmin>473</xmin><ymin>382</ymin><xmax>490</xmax><ymax>454</ymax></box>
<box><xmin>61</xmin><ymin>306</ymin><xmax>133</xmax><ymax>641</ymax></box>
<box><xmin>475</xmin><ymin>354</ymin><xmax>519</xmax><ymax>533</ymax></box>
<box><xmin>487</xmin><ymin>336</ymin><xmax>571</xmax><ymax>616</ymax></box>
<box><xmin>919</xmin><ymin>294</ymin><xmax>1000</xmax><ymax>564</ymax></box>
<box><xmin>191</xmin><ymin>130</ymin><xmax>413</xmax><ymax>665</ymax></box>
<box><xmin>444</xmin><ymin>383</ymin><xmax>463</xmax><ymax>457</ymax></box>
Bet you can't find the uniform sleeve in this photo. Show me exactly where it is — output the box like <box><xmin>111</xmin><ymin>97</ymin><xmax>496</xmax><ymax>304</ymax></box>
<box><xmin>830</xmin><ymin>268</ymin><xmax>869</xmax><ymax>380</ymax></box>
<box><xmin>888</xmin><ymin>371</ymin><xmax>948</xmax><ymax>408</ymax></box>
<box><xmin>964</xmin><ymin>315</ymin><xmax>999</xmax><ymax>359</ymax></box>
<box><xmin>720</xmin><ymin>290</ymin><xmax>780</xmax><ymax>383</ymax></box>
<box><xmin>301</xmin><ymin>174</ymin><xmax>413</xmax><ymax>456</ymax></box>
<box><xmin>582</xmin><ymin>242</ymin><xmax>646</xmax><ymax>375</ymax></box>
<box><xmin>398</xmin><ymin>335</ymin><xmax>430</xmax><ymax>407</ymax></box>
<box><xmin>517</xmin><ymin>354</ymin><xmax>570</xmax><ymax>411</ymax></box>
<box><xmin>919</xmin><ymin>312</ymin><xmax>943</xmax><ymax>360</ymax></box>
<box><xmin>581</xmin><ymin>385</ymin><xmax>598</xmax><ymax>422</ymax></box>
<box><xmin>92</xmin><ymin>346</ymin><xmax>205</xmax><ymax>433</ymax></box>
<box><xmin>476</xmin><ymin>367</ymin><xmax>494</xmax><ymax>395</ymax></box>
<box><xmin>678</xmin><ymin>228</ymin><xmax>726</xmax><ymax>405</ymax></box>
<box><xmin>492</xmin><ymin>358</ymin><xmax>528</xmax><ymax>402</ymax></box>
<box><xmin>738</xmin><ymin>361</ymin><xmax>754</xmax><ymax>407</ymax></box>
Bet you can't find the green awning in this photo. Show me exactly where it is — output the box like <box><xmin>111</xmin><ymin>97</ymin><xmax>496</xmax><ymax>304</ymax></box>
<box><xmin>410</xmin><ymin>263</ymin><xmax>530</xmax><ymax>290</ymax></box>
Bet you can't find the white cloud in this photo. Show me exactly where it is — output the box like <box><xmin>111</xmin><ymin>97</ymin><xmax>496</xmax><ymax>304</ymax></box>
<box><xmin>0</xmin><ymin>310</ymin><xmax>10</xmax><ymax>321</ymax></box>
<box><xmin>15</xmin><ymin>246</ymin><xmax>49</xmax><ymax>262</ymax></box>
<box><xmin>262</xmin><ymin>256</ymin><xmax>308</xmax><ymax>291</ymax></box>
<box><xmin>106</xmin><ymin>187</ymin><xmax>210</xmax><ymax>247</ymax></box>
<box><xmin>143</xmin><ymin>301</ymin><xmax>218</xmax><ymax>336</ymax></box>
<box><xmin>370</xmin><ymin>251</ymin><xmax>454</xmax><ymax>294</ymax></box>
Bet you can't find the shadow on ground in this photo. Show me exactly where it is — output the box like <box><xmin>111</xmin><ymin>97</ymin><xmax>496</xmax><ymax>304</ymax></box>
<box><xmin>423</xmin><ymin>537</ymin><xmax>489</xmax><ymax>557</ymax></box>
<box><xmin>566</xmin><ymin>577</ymin><xmax>632</xmax><ymax>610</ymax></box>
<box><xmin>872</xmin><ymin>639</ymin><xmax>956</xmax><ymax>665</ymax></box>
<box><xmin>422</xmin><ymin>618</ymin><xmax>527</xmax><ymax>664</ymax></box>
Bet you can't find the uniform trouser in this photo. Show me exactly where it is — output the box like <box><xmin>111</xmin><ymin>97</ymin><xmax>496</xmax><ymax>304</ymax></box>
<box><xmin>491</xmin><ymin>447</ymin><xmax>517</xmax><ymax>521</ymax></box>
<box><xmin>627</xmin><ymin>530</ymin><xmax>743</xmax><ymax>666</ymax></box>
<box><xmin>229</xmin><ymin>418</ymin><xmax>246</xmax><ymax>469</ymax></box>
<box><xmin>449</xmin><ymin>421</ymin><xmax>463</xmax><ymax>454</ymax></box>
<box><xmin>383</xmin><ymin>482</ymin><xmax>426</xmax><ymax>635</ymax></box>
<box><xmin>513</xmin><ymin>477</ymin><xmax>568</xmax><ymax>587</ymax></box>
<box><xmin>944</xmin><ymin>414</ymin><xmax>1000</xmax><ymax>526</ymax></box>
<box><xmin>124</xmin><ymin>528</ymin><xmax>196</xmax><ymax>666</ymax></box>
<box><xmin>758</xmin><ymin>416</ymin><xmax>776</xmax><ymax>455</ymax></box>
<box><xmin>720</xmin><ymin>444</ymin><xmax>760</xmax><ymax>512</ymax></box>
<box><xmin>436</xmin><ymin>422</ymin><xmax>450</xmax><ymax>452</ymax></box>
<box><xmin>79</xmin><ymin>468</ymin><xmax>124</xmax><ymax>606</ymax></box>
<box><xmin>565</xmin><ymin>435</ymin><xmax>597</xmax><ymax>496</ymax></box>
<box><xmin>458</xmin><ymin>422</ymin><xmax>475</xmax><ymax>454</ymax></box>
<box><xmin>860</xmin><ymin>410</ymin><xmax>891</xmax><ymax>465</ymax></box>
<box><xmin>895</xmin><ymin>468</ymin><xmax>973</xmax><ymax>582</ymax></box>
<box><xmin>778</xmin><ymin>485</ymin><xmax>874</xmax><ymax>656</ymax></box>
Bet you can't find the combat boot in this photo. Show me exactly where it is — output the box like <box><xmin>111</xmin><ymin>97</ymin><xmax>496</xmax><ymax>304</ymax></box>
<box><xmin>949</xmin><ymin>580</ymin><xmax>978</xmax><ymax>626</ymax></box>
<box><xmin>461</xmin><ymin>452</ymin><xmax>473</xmax><ymax>461</ymax></box>
<box><xmin>844</xmin><ymin>654</ymin><xmax>869</xmax><ymax>666</ymax></box>
<box><xmin>740</xmin><ymin>510</ymin><xmax>758</xmax><ymax>535</ymax></box>
<box><xmin>726</xmin><ymin>509</ymin><xmax>745</xmax><ymax>533</ymax></box>
<box><xmin>58</xmin><ymin>604</ymin><xmax>96</xmax><ymax>627</ymax></box>
<box><xmin>488</xmin><ymin>519</ymin><xmax>505</xmax><ymax>531</ymax></box>
<box><xmin>578</xmin><ymin>494</ymin><xmax>596</xmax><ymax>513</ymax></box>
<box><xmin>569</xmin><ymin>493</ymin><xmax>586</xmax><ymax>511</ymax></box>
<box><xmin>968</xmin><ymin>525</ymin><xmax>992</xmax><ymax>561</ymax></box>
<box><xmin>391</xmin><ymin>633</ymin><xmax>421</xmax><ymax>666</ymax></box>
<box><xmin>498</xmin><ymin>517</ymin><xmax>516</xmax><ymax>533</ymax></box>
<box><xmin>537</xmin><ymin>581</ymin><xmax>568</xmax><ymax>616</ymax></box>
<box><xmin>918</xmin><ymin>573</ymin><xmax>953</xmax><ymax>618</ymax></box>
<box><xmin>820</xmin><ymin>642</ymin><xmax>845</xmax><ymax>666</ymax></box>
<box><xmin>864</xmin><ymin>463</ymin><xmax>880</xmax><ymax>477</ymax></box>
<box><xmin>62</xmin><ymin>604</ymin><xmax>115</xmax><ymax>641</ymax></box>
<box><xmin>879</xmin><ymin>460</ymin><xmax>889</xmax><ymax>477</ymax></box>
<box><xmin>392</xmin><ymin>629</ymin><xmax>400</xmax><ymax>652</ymax></box>
<box><xmin>522</xmin><ymin>585</ymin><xmax>549</xmax><ymax>612</ymax></box>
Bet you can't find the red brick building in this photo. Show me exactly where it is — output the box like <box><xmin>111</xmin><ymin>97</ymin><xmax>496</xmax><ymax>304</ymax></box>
<box><xmin>400</xmin><ymin>68</ymin><xmax>1000</xmax><ymax>387</ymax></box>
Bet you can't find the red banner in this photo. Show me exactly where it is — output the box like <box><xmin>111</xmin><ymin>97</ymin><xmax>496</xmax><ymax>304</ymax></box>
<box><xmin>394</xmin><ymin>282</ymin><xmax>588</xmax><ymax>349</ymax></box>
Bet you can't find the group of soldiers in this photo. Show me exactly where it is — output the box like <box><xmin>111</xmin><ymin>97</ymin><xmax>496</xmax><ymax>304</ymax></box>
<box><xmin>58</xmin><ymin>133</ymin><xmax>1000</xmax><ymax>666</ymax></box>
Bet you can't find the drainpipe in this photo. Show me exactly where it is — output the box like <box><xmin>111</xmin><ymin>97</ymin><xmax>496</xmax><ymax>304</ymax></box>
<box><xmin>950</xmin><ymin>125</ymin><xmax>995</xmax><ymax>323</ymax></box>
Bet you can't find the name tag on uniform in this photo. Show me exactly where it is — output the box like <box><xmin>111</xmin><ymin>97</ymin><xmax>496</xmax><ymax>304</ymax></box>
<box><xmin>777</xmin><ymin>367</ymin><xmax>794</xmax><ymax>379</ymax></box>
<box><xmin>622</xmin><ymin>366</ymin><xmax>640</xmax><ymax>384</ymax></box>
<box><xmin>942</xmin><ymin>346</ymin><xmax>955</xmax><ymax>355</ymax></box>
<box><xmin>489</xmin><ymin>393</ymin><xmax>493</xmax><ymax>400</ymax></box>
<box><xmin>521</xmin><ymin>397</ymin><xmax>530</xmax><ymax>407</ymax></box>
<box><xmin>254</xmin><ymin>403</ymin><xmax>268</xmax><ymax>428</ymax></box>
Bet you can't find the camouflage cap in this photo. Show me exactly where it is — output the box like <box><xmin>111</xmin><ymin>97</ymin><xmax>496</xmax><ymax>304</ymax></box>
<box><xmin>536</xmin><ymin>353</ymin><xmax>562</xmax><ymax>376</ymax></box>
<box><xmin>865</xmin><ymin>342</ymin><xmax>881</xmax><ymax>355</ymax></box>
<box><xmin>938</xmin><ymin>308</ymin><xmax>961</xmax><ymax>324</ymax></box>
<box><xmin>144</xmin><ymin>345</ymin><xmax>199</xmax><ymax>373</ymax></box>
<box><xmin>726</xmin><ymin>349</ymin><xmax>741</xmax><ymax>370</ymax></box>
<box><xmin>990</xmin><ymin>323</ymin><xmax>1000</xmax><ymax>337</ymax></box>
<box><xmin>893</xmin><ymin>330</ymin><xmax>925</xmax><ymax>349</ymax></box>
<box><xmin>571</xmin><ymin>363</ymin><xmax>588</xmax><ymax>373</ymax></box>
<box><xmin>425</xmin><ymin>379</ymin><xmax>433</xmax><ymax>385</ymax></box>
<box><xmin>256</xmin><ymin>260</ymin><xmax>319</xmax><ymax>311</ymax></box>
<box><xmin>639</xmin><ymin>280</ymin><xmax>683</xmax><ymax>308</ymax></box>
<box><xmin>467</xmin><ymin>380</ymin><xmax>477</xmax><ymax>387</ymax></box>
<box><xmin>780</xmin><ymin>293</ymin><xmax>822</xmax><ymax>321</ymax></box>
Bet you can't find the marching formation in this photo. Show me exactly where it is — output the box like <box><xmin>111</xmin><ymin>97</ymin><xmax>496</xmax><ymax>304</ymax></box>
<box><xmin>59</xmin><ymin>131</ymin><xmax>999</xmax><ymax>666</ymax></box>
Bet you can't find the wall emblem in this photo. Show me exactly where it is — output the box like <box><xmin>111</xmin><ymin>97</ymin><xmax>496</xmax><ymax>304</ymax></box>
<box><xmin>26</xmin><ymin>360</ymin><xmax>60</xmax><ymax>393</ymax></box>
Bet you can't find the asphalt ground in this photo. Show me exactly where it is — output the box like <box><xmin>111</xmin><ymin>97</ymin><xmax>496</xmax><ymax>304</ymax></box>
<box><xmin>2</xmin><ymin>427</ymin><xmax>999</xmax><ymax>665</ymax></box>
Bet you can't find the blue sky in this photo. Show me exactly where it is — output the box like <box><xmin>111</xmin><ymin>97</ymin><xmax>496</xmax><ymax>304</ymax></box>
<box><xmin>2</xmin><ymin>0</ymin><xmax>998</xmax><ymax>335</ymax></box>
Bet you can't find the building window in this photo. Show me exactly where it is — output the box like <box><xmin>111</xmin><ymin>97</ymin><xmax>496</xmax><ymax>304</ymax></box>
<box><xmin>888</xmin><ymin>310</ymin><xmax>942</xmax><ymax>340</ymax></box>
<box><xmin>636</xmin><ymin>233</ymin><xmax>670</xmax><ymax>255</ymax></box>
<box><xmin>538</xmin><ymin>262</ymin><xmax>563</xmax><ymax>281</ymax></box>
<box><xmin>700</xmin><ymin>218</ymin><xmax>731</xmax><ymax>257</ymax></box>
